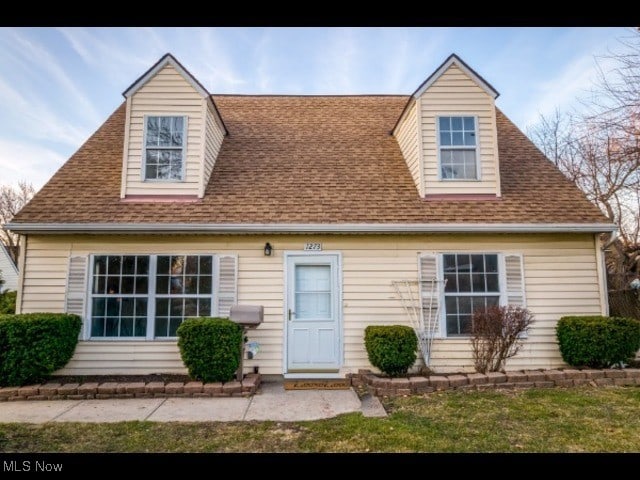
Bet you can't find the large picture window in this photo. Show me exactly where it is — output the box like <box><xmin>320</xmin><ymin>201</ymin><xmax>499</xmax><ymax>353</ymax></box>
<box><xmin>89</xmin><ymin>254</ymin><xmax>215</xmax><ymax>339</ymax></box>
<box><xmin>438</xmin><ymin>116</ymin><xmax>478</xmax><ymax>180</ymax></box>
<box><xmin>143</xmin><ymin>116</ymin><xmax>186</xmax><ymax>181</ymax></box>
<box><xmin>442</xmin><ymin>253</ymin><xmax>500</xmax><ymax>336</ymax></box>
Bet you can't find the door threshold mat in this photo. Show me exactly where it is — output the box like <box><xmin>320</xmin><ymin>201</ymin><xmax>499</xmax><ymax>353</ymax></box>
<box><xmin>283</xmin><ymin>379</ymin><xmax>351</xmax><ymax>390</ymax></box>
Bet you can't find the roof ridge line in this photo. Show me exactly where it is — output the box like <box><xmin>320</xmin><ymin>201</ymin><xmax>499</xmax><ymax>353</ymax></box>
<box><xmin>210</xmin><ymin>94</ymin><xmax>411</xmax><ymax>98</ymax></box>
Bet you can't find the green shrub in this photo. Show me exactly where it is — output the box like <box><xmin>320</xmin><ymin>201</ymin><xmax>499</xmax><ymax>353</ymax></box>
<box><xmin>0</xmin><ymin>291</ymin><xmax>17</xmax><ymax>314</ymax></box>
<box><xmin>556</xmin><ymin>316</ymin><xmax>640</xmax><ymax>368</ymax></box>
<box><xmin>177</xmin><ymin>317</ymin><xmax>243</xmax><ymax>383</ymax></box>
<box><xmin>0</xmin><ymin>313</ymin><xmax>82</xmax><ymax>386</ymax></box>
<box><xmin>364</xmin><ymin>325</ymin><xmax>417</xmax><ymax>377</ymax></box>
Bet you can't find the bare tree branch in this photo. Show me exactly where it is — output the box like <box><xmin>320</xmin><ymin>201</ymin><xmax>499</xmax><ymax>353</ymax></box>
<box><xmin>529</xmin><ymin>29</ymin><xmax>640</xmax><ymax>257</ymax></box>
<box><xmin>0</xmin><ymin>181</ymin><xmax>35</xmax><ymax>264</ymax></box>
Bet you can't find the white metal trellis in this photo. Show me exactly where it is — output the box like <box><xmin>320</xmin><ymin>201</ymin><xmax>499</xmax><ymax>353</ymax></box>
<box><xmin>391</xmin><ymin>278</ymin><xmax>447</xmax><ymax>366</ymax></box>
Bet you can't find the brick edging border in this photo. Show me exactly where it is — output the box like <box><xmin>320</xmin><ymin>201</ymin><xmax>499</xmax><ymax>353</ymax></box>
<box><xmin>349</xmin><ymin>369</ymin><xmax>640</xmax><ymax>397</ymax></box>
<box><xmin>0</xmin><ymin>374</ymin><xmax>261</xmax><ymax>402</ymax></box>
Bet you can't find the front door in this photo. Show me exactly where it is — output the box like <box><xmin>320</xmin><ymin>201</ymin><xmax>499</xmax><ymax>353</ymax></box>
<box><xmin>286</xmin><ymin>254</ymin><xmax>341</xmax><ymax>372</ymax></box>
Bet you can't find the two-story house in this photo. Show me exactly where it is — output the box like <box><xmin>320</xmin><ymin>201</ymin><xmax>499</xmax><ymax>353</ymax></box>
<box><xmin>8</xmin><ymin>53</ymin><xmax>614</xmax><ymax>377</ymax></box>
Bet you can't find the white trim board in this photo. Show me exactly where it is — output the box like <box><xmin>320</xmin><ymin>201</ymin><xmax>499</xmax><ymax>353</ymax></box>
<box><xmin>6</xmin><ymin>222</ymin><xmax>617</xmax><ymax>234</ymax></box>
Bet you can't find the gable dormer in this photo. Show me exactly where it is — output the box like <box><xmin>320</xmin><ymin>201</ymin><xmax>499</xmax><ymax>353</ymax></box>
<box><xmin>393</xmin><ymin>54</ymin><xmax>501</xmax><ymax>198</ymax></box>
<box><xmin>120</xmin><ymin>54</ymin><xmax>227</xmax><ymax>200</ymax></box>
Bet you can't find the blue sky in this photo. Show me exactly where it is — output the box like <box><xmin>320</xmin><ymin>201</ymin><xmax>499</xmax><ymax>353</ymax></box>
<box><xmin>0</xmin><ymin>27</ymin><xmax>632</xmax><ymax>188</ymax></box>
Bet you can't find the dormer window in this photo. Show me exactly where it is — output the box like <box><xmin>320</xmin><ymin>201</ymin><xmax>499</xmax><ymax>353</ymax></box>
<box><xmin>143</xmin><ymin>116</ymin><xmax>186</xmax><ymax>181</ymax></box>
<box><xmin>438</xmin><ymin>116</ymin><xmax>478</xmax><ymax>181</ymax></box>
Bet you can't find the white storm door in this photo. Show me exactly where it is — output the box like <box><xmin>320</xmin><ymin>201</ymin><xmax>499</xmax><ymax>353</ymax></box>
<box><xmin>286</xmin><ymin>254</ymin><xmax>341</xmax><ymax>372</ymax></box>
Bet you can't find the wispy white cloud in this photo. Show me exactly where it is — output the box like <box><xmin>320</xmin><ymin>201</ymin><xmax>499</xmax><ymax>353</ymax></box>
<box><xmin>0</xmin><ymin>76</ymin><xmax>88</xmax><ymax>147</ymax></box>
<box><xmin>316</xmin><ymin>28</ymin><xmax>360</xmax><ymax>93</ymax></box>
<box><xmin>255</xmin><ymin>29</ymin><xmax>274</xmax><ymax>93</ymax></box>
<box><xmin>520</xmin><ymin>37</ymin><xmax>621</xmax><ymax>129</ymax></box>
<box><xmin>493</xmin><ymin>27</ymin><xmax>626</xmax><ymax>129</ymax></box>
<box><xmin>8</xmin><ymin>28</ymin><xmax>101</xmax><ymax>125</ymax></box>
<box><xmin>522</xmin><ymin>55</ymin><xmax>596</xmax><ymax>127</ymax></box>
<box><xmin>0</xmin><ymin>26</ymin><xmax>632</xmax><ymax>192</ymax></box>
<box><xmin>0</xmin><ymin>138</ymin><xmax>65</xmax><ymax>188</ymax></box>
<box><xmin>383</xmin><ymin>30</ymin><xmax>411</xmax><ymax>93</ymax></box>
<box><xmin>393</xmin><ymin>28</ymin><xmax>450</xmax><ymax>93</ymax></box>
<box><xmin>57</xmin><ymin>27</ymin><xmax>158</xmax><ymax>88</ymax></box>
<box><xmin>194</xmin><ymin>28</ymin><xmax>247</xmax><ymax>91</ymax></box>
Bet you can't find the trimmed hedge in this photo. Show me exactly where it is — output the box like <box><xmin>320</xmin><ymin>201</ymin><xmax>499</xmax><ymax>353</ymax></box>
<box><xmin>177</xmin><ymin>317</ymin><xmax>243</xmax><ymax>383</ymax></box>
<box><xmin>557</xmin><ymin>316</ymin><xmax>640</xmax><ymax>368</ymax></box>
<box><xmin>0</xmin><ymin>290</ymin><xmax>16</xmax><ymax>314</ymax></box>
<box><xmin>0</xmin><ymin>313</ymin><xmax>82</xmax><ymax>386</ymax></box>
<box><xmin>364</xmin><ymin>325</ymin><xmax>417</xmax><ymax>377</ymax></box>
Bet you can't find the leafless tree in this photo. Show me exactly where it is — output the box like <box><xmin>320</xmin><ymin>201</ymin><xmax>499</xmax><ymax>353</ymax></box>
<box><xmin>528</xmin><ymin>108</ymin><xmax>571</xmax><ymax>167</ymax></box>
<box><xmin>471</xmin><ymin>305</ymin><xmax>534</xmax><ymax>373</ymax></box>
<box><xmin>528</xmin><ymin>29</ymin><xmax>640</xmax><ymax>253</ymax></box>
<box><xmin>0</xmin><ymin>181</ymin><xmax>35</xmax><ymax>265</ymax></box>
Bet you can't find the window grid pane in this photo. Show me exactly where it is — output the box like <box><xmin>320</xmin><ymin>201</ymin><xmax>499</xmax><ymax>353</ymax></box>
<box><xmin>439</xmin><ymin>115</ymin><xmax>478</xmax><ymax>180</ymax></box>
<box><xmin>440</xmin><ymin>149</ymin><xmax>477</xmax><ymax>179</ymax></box>
<box><xmin>443</xmin><ymin>254</ymin><xmax>500</xmax><ymax>336</ymax></box>
<box><xmin>154</xmin><ymin>255</ymin><xmax>215</xmax><ymax>338</ymax></box>
<box><xmin>438</xmin><ymin>116</ymin><xmax>476</xmax><ymax>146</ymax></box>
<box><xmin>144</xmin><ymin>116</ymin><xmax>184</xmax><ymax>181</ymax></box>
<box><xmin>91</xmin><ymin>255</ymin><xmax>149</xmax><ymax>338</ymax></box>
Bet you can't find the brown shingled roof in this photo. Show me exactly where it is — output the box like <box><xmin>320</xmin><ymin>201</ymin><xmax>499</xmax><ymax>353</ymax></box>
<box><xmin>12</xmin><ymin>95</ymin><xmax>609</xmax><ymax>227</ymax></box>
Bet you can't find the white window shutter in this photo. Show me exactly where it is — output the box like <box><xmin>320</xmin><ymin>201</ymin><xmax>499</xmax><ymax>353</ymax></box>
<box><xmin>216</xmin><ymin>255</ymin><xmax>238</xmax><ymax>318</ymax></box>
<box><xmin>65</xmin><ymin>256</ymin><xmax>88</xmax><ymax>318</ymax></box>
<box><xmin>504</xmin><ymin>254</ymin><xmax>526</xmax><ymax>307</ymax></box>
<box><xmin>419</xmin><ymin>254</ymin><xmax>442</xmax><ymax>338</ymax></box>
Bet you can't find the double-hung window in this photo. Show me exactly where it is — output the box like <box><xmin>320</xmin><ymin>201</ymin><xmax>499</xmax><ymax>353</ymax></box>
<box><xmin>438</xmin><ymin>116</ymin><xmax>478</xmax><ymax>180</ymax></box>
<box><xmin>143</xmin><ymin>116</ymin><xmax>186</xmax><ymax>181</ymax></box>
<box><xmin>419</xmin><ymin>253</ymin><xmax>525</xmax><ymax>338</ymax></box>
<box><xmin>442</xmin><ymin>253</ymin><xmax>500</xmax><ymax>336</ymax></box>
<box><xmin>90</xmin><ymin>254</ymin><xmax>216</xmax><ymax>339</ymax></box>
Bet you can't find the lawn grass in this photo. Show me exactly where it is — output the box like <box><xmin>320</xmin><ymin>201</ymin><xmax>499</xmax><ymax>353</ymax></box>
<box><xmin>0</xmin><ymin>387</ymin><xmax>638</xmax><ymax>452</ymax></box>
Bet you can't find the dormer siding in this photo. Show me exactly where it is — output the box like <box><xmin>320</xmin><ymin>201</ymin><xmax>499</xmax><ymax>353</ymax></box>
<box><xmin>121</xmin><ymin>64</ymin><xmax>204</xmax><ymax>198</ymax></box>
<box><xmin>394</xmin><ymin>99</ymin><xmax>423</xmax><ymax>197</ymax></box>
<box><xmin>202</xmin><ymin>101</ymin><xmax>225</xmax><ymax>197</ymax></box>
<box><xmin>120</xmin><ymin>56</ymin><xmax>226</xmax><ymax>200</ymax></box>
<box><xmin>420</xmin><ymin>63</ymin><xmax>501</xmax><ymax>197</ymax></box>
<box><xmin>394</xmin><ymin>55</ymin><xmax>502</xmax><ymax>199</ymax></box>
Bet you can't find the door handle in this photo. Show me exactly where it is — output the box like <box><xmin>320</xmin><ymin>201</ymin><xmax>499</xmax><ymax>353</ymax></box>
<box><xmin>288</xmin><ymin>309</ymin><xmax>295</xmax><ymax>321</ymax></box>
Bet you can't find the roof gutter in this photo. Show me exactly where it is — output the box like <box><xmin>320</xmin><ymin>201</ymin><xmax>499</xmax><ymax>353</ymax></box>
<box><xmin>5</xmin><ymin>222</ymin><xmax>617</xmax><ymax>235</ymax></box>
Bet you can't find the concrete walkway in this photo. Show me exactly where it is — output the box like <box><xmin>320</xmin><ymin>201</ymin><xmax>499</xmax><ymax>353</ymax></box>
<box><xmin>0</xmin><ymin>382</ymin><xmax>386</xmax><ymax>423</ymax></box>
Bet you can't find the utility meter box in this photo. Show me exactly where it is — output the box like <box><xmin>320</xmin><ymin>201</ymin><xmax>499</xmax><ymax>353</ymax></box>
<box><xmin>229</xmin><ymin>305</ymin><xmax>264</xmax><ymax>328</ymax></box>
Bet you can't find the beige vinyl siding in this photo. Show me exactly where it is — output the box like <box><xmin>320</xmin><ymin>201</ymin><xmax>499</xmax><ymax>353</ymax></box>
<box><xmin>420</xmin><ymin>64</ymin><xmax>500</xmax><ymax>196</ymax></box>
<box><xmin>20</xmin><ymin>233</ymin><xmax>604</xmax><ymax>375</ymax></box>
<box><xmin>201</xmin><ymin>102</ymin><xmax>225</xmax><ymax>196</ymax></box>
<box><xmin>122</xmin><ymin>64</ymin><xmax>205</xmax><ymax>197</ymax></box>
<box><xmin>393</xmin><ymin>100</ymin><xmax>422</xmax><ymax>196</ymax></box>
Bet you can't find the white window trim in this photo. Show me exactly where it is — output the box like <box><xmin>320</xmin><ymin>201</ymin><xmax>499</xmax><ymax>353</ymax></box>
<box><xmin>141</xmin><ymin>115</ymin><xmax>188</xmax><ymax>183</ymax></box>
<box><xmin>436</xmin><ymin>114</ymin><xmax>481</xmax><ymax>182</ymax></box>
<box><xmin>437</xmin><ymin>252</ymin><xmax>507</xmax><ymax>338</ymax></box>
<box><xmin>86</xmin><ymin>253</ymin><xmax>218</xmax><ymax>341</ymax></box>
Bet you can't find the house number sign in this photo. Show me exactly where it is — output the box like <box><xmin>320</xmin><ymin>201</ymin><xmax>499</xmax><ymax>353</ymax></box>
<box><xmin>304</xmin><ymin>242</ymin><xmax>322</xmax><ymax>251</ymax></box>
